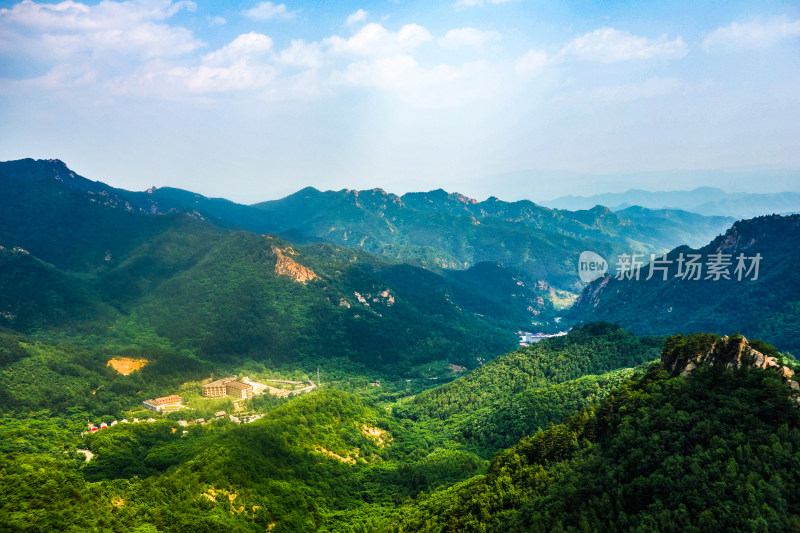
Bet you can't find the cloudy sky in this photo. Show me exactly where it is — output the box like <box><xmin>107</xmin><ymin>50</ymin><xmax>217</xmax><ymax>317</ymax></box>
<box><xmin>1</xmin><ymin>0</ymin><xmax>799</xmax><ymax>203</ymax></box>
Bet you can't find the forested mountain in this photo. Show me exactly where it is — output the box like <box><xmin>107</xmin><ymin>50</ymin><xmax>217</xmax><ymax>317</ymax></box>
<box><xmin>4</xmin><ymin>327</ymin><xmax>799</xmax><ymax>532</ymax></box>
<box><xmin>1</xmin><ymin>388</ymin><xmax>489</xmax><ymax>532</ymax></box>
<box><xmin>0</xmin><ymin>158</ymin><xmax>547</xmax><ymax>371</ymax></box>
<box><xmin>252</xmin><ymin>186</ymin><xmax>733</xmax><ymax>292</ymax></box>
<box><xmin>404</xmin><ymin>323</ymin><xmax>660</xmax><ymax>421</ymax></box>
<box><xmin>0</xmin><ymin>158</ymin><xmax>735</xmax><ymax>305</ymax></box>
<box><xmin>394</xmin><ymin>322</ymin><xmax>663</xmax><ymax>454</ymax></box>
<box><xmin>396</xmin><ymin>334</ymin><xmax>800</xmax><ymax>532</ymax></box>
<box><xmin>545</xmin><ymin>185</ymin><xmax>800</xmax><ymax>219</ymax></box>
<box><xmin>569</xmin><ymin>214</ymin><xmax>800</xmax><ymax>355</ymax></box>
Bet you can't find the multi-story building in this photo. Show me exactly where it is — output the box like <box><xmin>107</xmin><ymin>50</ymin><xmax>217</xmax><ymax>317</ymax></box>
<box><xmin>201</xmin><ymin>378</ymin><xmax>253</xmax><ymax>399</ymax></box>
<box><xmin>225</xmin><ymin>380</ymin><xmax>254</xmax><ymax>399</ymax></box>
<box><xmin>201</xmin><ymin>378</ymin><xmax>235</xmax><ymax>398</ymax></box>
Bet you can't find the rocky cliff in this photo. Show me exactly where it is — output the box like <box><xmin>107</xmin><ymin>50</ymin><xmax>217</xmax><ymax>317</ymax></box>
<box><xmin>663</xmin><ymin>334</ymin><xmax>799</xmax><ymax>391</ymax></box>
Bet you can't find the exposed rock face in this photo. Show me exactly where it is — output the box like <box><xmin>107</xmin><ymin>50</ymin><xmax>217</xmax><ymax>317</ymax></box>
<box><xmin>663</xmin><ymin>335</ymin><xmax>795</xmax><ymax>381</ymax></box>
<box><xmin>272</xmin><ymin>247</ymin><xmax>318</xmax><ymax>283</ymax></box>
<box><xmin>573</xmin><ymin>274</ymin><xmax>612</xmax><ymax>309</ymax></box>
<box><xmin>107</xmin><ymin>357</ymin><xmax>148</xmax><ymax>375</ymax></box>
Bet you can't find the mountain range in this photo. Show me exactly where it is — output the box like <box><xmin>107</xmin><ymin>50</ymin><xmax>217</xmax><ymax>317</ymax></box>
<box><xmin>0</xmin><ymin>158</ymin><xmax>735</xmax><ymax>345</ymax></box>
<box><xmin>250</xmin><ymin>186</ymin><xmax>733</xmax><ymax>294</ymax></box>
<box><xmin>544</xmin><ymin>186</ymin><xmax>800</xmax><ymax>219</ymax></box>
<box><xmin>3</xmin><ymin>157</ymin><xmax>800</xmax><ymax>532</ymax></box>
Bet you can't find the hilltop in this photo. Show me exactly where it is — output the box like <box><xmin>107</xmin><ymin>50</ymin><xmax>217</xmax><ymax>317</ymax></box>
<box><xmin>397</xmin><ymin>333</ymin><xmax>800</xmax><ymax>532</ymax></box>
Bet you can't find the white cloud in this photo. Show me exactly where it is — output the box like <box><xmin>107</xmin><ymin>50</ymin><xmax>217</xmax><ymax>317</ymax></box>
<box><xmin>438</xmin><ymin>28</ymin><xmax>500</xmax><ymax>49</ymax></box>
<box><xmin>0</xmin><ymin>0</ymin><xmax>201</xmax><ymax>61</ymax></box>
<box><xmin>203</xmin><ymin>32</ymin><xmax>273</xmax><ymax>67</ymax></box>
<box><xmin>243</xmin><ymin>2</ymin><xmax>297</xmax><ymax>21</ymax></box>
<box><xmin>703</xmin><ymin>17</ymin><xmax>800</xmax><ymax>52</ymax></box>
<box><xmin>562</xmin><ymin>27</ymin><xmax>688</xmax><ymax>62</ymax></box>
<box><xmin>333</xmin><ymin>55</ymin><xmax>420</xmax><ymax>89</ymax></box>
<box><xmin>454</xmin><ymin>0</ymin><xmax>512</xmax><ymax>7</ymax></box>
<box><xmin>345</xmin><ymin>9</ymin><xmax>367</xmax><ymax>27</ymax></box>
<box><xmin>515</xmin><ymin>49</ymin><xmax>548</xmax><ymax>74</ymax></box>
<box><xmin>277</xmin><ymin>39</ymin><xmax>323</xmax><ymax>68</ymax></box>
<box><xmin>325</xmin><ymin>23</ymin><xmax>432</xmax><ymax>56</ymax></box>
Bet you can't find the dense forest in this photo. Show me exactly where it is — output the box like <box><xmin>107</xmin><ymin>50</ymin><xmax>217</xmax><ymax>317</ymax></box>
<box><xmin>2</xmin><ymin>159</ymin><xmax>800</xmax><ymax>531</ymax></box>
<box><xmin>397</xmin><ymin>338</ymin><xmax>800</xmax><ymax>532</ymax></box>
<box><xmin>3</xmin><ymin>331</ymin><xmax>800</xmax><ymax>532</ymax></box>
<box><xmin>394</xmin><ymin>322</ymin><xmax>663</xmax><ymax>454</ymax></box>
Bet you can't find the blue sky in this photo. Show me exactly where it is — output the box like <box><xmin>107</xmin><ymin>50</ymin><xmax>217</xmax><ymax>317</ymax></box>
<box><xmin>1</xmin><ymin>0</ymin><xmax>799</xmax><ymax>203</ymax></box>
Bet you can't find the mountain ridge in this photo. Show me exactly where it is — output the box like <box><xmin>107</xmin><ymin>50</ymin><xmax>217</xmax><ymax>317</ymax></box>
<box><xmin>544</xmin><ymin>185</ymin><xmax>800</xmax><ymax>219</ymax></box>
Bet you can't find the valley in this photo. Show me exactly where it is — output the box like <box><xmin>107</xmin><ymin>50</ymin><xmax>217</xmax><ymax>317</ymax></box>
<box><xmin>1</xmin><ymin>159</ymin><xmax>799</xmax><ymax>532</ymax></box>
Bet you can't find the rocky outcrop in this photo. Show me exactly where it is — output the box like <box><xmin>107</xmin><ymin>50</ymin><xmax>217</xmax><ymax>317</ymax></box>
<box><xmin>572</xmin><ymin>274</ymin><xmax>612</xmax><ymax>309</ymax></box>
<box><xmin>272</xmin><ymin>247</ymin><xmax>319</xmax><ymax>284</ymax></box>
<box><xmin>663</xmin><ymin>335</ymin><xmax>798</xmax><ymax>391</ymax></box>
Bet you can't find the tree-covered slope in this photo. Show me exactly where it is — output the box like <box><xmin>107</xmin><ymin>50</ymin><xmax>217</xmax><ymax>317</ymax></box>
<box><xmin>128</xmin><ymin>231</ymin><xmax>516</xmax><ymax>369</ymax></box>
<box><xmin>0</xmin><ymin>158</ymin><xmax>735</xmax><ymax>329</ymax></box>
<box><xmin>0</xmin><ymin>389</ymin><xmax>488</xmax><ymax>533</ymax></box>
<box><xmin>400</xmin><ymin>323</ymin><xmax>661</xmax><ymax>421</ymax></box>
<box><xmin>2</xmin><ymin>158</ymin><xmax>549</xmax><ymax>372</ymax></box>
<box><xmin>397</xmin><ymin>334</ymin><xmax>800</xmax><ymax>532</ymax></box>
<box><xmin>0</xmin><ymin>327</ymin><xmax>212</xmax><ymax>417</ymax></box>
<box><xmin>394</xmin><ymin>323</ymin><xmax>662</xmax><ymax>454</ymax></box>
<box><xmin>569</xmin><ymin>214</ymin><xmax>800</xmax><ymax>355</ymax></box>
<box><xmin>0</xmin><ymin>159</ymin><xmax>183</xmax><ymax>274</ymax></box>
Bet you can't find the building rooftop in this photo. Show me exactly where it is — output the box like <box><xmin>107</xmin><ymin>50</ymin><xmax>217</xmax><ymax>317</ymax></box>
<box><xmin>203</xmin><ymin>377</ymin><xmax>237</xmax><ymax>388</ymax></box>
<box><xmin>144</xmin><ymin>395</ymin><xmax>181</xmax><ymax>406</ymax></box>
<box><xmin>225</xmin><ymin>381</ymin><xmax>253</xmax><ymax>390</ymax></box>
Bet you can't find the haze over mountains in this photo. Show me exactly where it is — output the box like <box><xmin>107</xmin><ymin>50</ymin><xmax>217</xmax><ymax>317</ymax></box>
<box><xmin>544</xmin><ymin>186</ymin><xmax>800</xmax><ymax>219</ymax></box>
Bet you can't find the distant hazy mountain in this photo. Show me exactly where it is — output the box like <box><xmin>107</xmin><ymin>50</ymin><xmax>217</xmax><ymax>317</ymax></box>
<box><xmin>543</xmin><ymin>186</ymin><xmax>800</xmax><ymax>219</ymax></box>
<box><xmin>252</xmin><ymin>187</ymin><xmax>733</xmax><ymax>292</ymax></box>
<box><xmin>568</xmin><ymin>214</ymin><xmax>800</xmax><ymax>355</ymax></box>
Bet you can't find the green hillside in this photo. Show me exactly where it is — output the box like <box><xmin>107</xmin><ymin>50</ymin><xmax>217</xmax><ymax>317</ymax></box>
<box><xmin>4</xmin><ymin>329</ymin><xmax>800</xmax><ymax>532</ymax></box>
<box><xmin>394</xmin><ymin>322</ymin><xmax>662</xmax><ymax>454</ymax></box>
<box><xmin>0</xmin><ymin>159</ymin><xmax>548</xmax><ymax>371</ymax></box>
<box><xmin>397</xmin><ymin>334</ymin><xmax>800</xmax><ymax>532</ymax></box>
<box><xmin>568</xmin><ymin>215</ymin><xmax>800</xmax><ymax>355</ymax></box>
<box><xmin>3</xmin><ymin>157</ymin><xmax>799</xmax><ymax>533</ymax></box>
